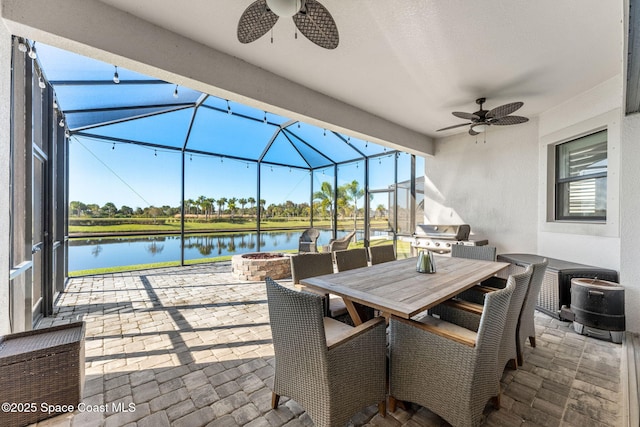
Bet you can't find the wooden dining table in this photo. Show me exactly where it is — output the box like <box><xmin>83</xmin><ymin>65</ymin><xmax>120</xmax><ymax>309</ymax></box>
<box><xmin>300</xmin><ymin>256</ymin><xmax>509</xmax><ymax>325</ymax></box>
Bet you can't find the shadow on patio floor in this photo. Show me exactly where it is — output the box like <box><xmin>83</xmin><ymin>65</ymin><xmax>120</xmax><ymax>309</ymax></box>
<box><xmin>31</xmin><ymin>263</ymin><xmax>621</xmax><ymax>427</ymax></box>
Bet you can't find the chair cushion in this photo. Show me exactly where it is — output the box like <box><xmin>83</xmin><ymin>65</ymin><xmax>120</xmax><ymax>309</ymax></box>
<box><xmin>323</xmin><ymin>317</ymin><xmax>354</xmax><ymax>345</ymax></box>
<box><xmin>329</xmin><ymin>295</ymin><xmax>348</xmax><ymax>317</ymax></box>
<box><xmin>417</xmin><ymin>314</ymin><xmax>478</xmax><ymax>344</ymax></box>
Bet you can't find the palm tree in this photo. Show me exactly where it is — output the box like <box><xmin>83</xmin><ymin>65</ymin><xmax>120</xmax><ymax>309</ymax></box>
<box><xmin>185</xmin><ymin>198</ymin><xmax>195</xmax><ymax>216</ymax></box>
<box><xmin>345</xmin><ymin>180</ymin><xmax>364</xmax><ymax>231</ymax></box>
<box><xmin>208</xmin><ymin>198</ymin><xmax>216</xmax><ymax>219</ymax></box>
<box><xmin>314</xmin><ymin>181</ymin><xmax>335</xmax><ymax>229</ymax></box>
<box><xmin>217</xmin><ymin>197</ymin><xmax>227</xmax><ymax>218</ymax></box>
<box><xmin>228</xmin><ymin>197</ymin><xmax>238</xmax><ymax>218</ymax></box>
<box><xmin>238</xmin><ymin>198</ymin><xmax>248</xmax><ymax>217</ymax></box>
<box><xmin>196</xmin><ymin>195</ymin><xmax>207</xmax><ymax>217</ymax></box>
<box><xmin>259</xmin><ymin>199</ymin><xmax>266</xmax><ymax>220</ymax></box>
<box><xmin>248</xmin><ymin>196</ymin><xmax>256</xmax><ymax>215</ymax></box>
<box><xmin>201</xmin><ymin>198</ymin><xmax>212</xmax><ymax>220</ymax></box>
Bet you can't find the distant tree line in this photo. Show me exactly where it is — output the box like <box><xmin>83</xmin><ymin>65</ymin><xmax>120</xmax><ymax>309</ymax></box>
<box><xmin>69</xmin><ymin>181</ymin><xmax>388</xmax><ymax>221</ymax></box>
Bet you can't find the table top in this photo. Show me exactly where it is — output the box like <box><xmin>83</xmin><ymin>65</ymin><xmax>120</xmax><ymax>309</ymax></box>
<box><xmin>300</xmin><ymin>256</ymin><xmax>509</xmax><ymax>319</ymax></box>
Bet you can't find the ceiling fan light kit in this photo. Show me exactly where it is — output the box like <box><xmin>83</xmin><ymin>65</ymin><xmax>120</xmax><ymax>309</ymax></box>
<box><xmin>437</xmin><ymin>97</ymin><xmax>529</xmax><ymax>137</ymax></box>
<box><xmin>266</xmin><ymin>0</ymin><xmax>303</xmax><ymax>17</ymax></box>
<box><xmin>238</xmin><ymin>0</ymin><xmax>339</xmax><ymax>49</ymax></box>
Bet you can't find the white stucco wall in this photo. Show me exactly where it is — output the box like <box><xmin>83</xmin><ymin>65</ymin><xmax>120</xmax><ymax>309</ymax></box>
<box><xmin>537</xmin><ymin>76</ymin><xmax>623</xmax><ymax>270</ymax></box>
<box><xmin>0</xmin><ymin>21</ymin><xmax>11</xmax><ymax>335</ymax></box>
<box><xmin>620</xmin><ymin>113</ymin><xmax>640</xmax><ymax>333</ymax></box>
<box><xmin>426</xmin><ymin>119</ymin><xmax>539</xmax><ymax>254</ymax></box>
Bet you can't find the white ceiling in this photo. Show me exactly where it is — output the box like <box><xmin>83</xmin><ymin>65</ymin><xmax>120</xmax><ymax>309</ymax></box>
<box><xmin>98</xmin><ymin>0</ymin><xmax>622</xmax><ymax>138</ymax></box>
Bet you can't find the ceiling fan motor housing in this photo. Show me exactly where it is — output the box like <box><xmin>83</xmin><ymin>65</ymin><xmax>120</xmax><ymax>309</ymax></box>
<box><xmin>266</xmin><ymin>0</ymin><xmax>304</xmax><ymax>17</ymax></box>
<box><xmin>435</xmin><ymin>97</ymin><xmax>529</xmax><ymax>135</ymax></box>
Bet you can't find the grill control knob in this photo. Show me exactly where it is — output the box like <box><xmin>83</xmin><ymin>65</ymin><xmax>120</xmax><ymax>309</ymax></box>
<box><xmin>435</xmin><ymin>242</ymin><xmax>440</xmax><ymax>247</ymax></box>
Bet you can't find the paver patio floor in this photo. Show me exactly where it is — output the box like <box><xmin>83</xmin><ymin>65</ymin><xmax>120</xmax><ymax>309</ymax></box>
<box><xmin>33</xmin><ymin>263</ymin><xmax>622</xmax><ymax>427</ymax></box>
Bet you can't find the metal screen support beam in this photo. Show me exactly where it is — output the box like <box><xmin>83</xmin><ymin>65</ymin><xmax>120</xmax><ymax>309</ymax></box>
<box><xmin>310</xmin><ymin>170</ymin><xmax>314</xmax><ymax>227</ymax></box>
<box><xmin>410</xmin><ymin>154</ymin><xmax>416</xmax><ymax>237</ymax></box>
<box><xmin>180</xmin><ymin>150</ymin><xmax>185</xmax><ymax>265</ymax></box>
<box><xmin>257</xmin><ymin>162</ymin><xmax>262</xmax><ymax>252</ymax></box>
<box><xmin>393</xmin><ymin>153</ymin><xmax>399</xmax><ymax>247</ymax></box>
<box><xmin>333</xmin><ymin>164</ymin><xmax>338</xmax><ymax>239</ymax></box>
<box><xmin>364</xmin><ymin>158</ymin><xmax>370</xmax><ymax>248</ymax></box>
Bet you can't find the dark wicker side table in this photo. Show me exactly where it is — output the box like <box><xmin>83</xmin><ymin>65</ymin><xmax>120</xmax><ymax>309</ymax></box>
<box><xmin>0</xmin><ymin>322</ymin><xmax>85</xmax><ymax>427</ymax></box>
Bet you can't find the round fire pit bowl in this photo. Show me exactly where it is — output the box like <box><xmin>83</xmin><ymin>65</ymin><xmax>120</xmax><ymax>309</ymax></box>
<box><xmin>232</xmin><ymin>252</ymin><xmax>291</xmax><ymax>281</ymax></box>
<box><xmin>571</xmin><ymin>278</ymin><xmax>625</xmax><ymax>343</ymax></box>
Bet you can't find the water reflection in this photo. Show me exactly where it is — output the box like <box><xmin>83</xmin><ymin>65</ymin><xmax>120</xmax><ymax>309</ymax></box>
<box><xmin>91</xmin><ymin>245</ymin><xmax>102</xmax><ymax>257</ymax></box>
<box><xmin>146</xmin><ymin>242</ymin><xmax>164</xmax><ymax>255</ymax></box>
<box><xmin>68</xmin><ymin>230</ymin><xmax>369</xmax><ymax>272</ymax></box>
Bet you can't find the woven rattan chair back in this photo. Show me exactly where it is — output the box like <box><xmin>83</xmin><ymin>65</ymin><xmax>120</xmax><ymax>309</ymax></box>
<box><xmin>328</xmin><ymin>230</ymin><xmax>356</xmax><ymax>252</ymax></box>
<box><xmin>266</xmin><ymin>278</ymin><xmax>387</xmax><ymax>427</ymax></box>
<box><xmin>334</xmin><ymin>248</ymin><xmax>368</xmax><ymax>272</ymax></box>
<box><xmin>496</xmin><ymin>267</ymin><xmax>533</xmax><ymax>376</ymax></box>
<box><xmin>451</xmin><ymin>244</ymin><xmax>497</xmax><ymax>261</ymax></box>
<box><xmin>290</xmin><ymin>253</ymin><xmax>334</xmax><ymax>284</ymax></box>
<box><xmin>298</xmin><ymin>228</ymin><xmax>320</xmax><ymax>253</ymax></box>
<box><xmin>368</xmin><ymin>245</ymin><xmax>396</xmax><ymax>265</ymax></box>
<box><xmin>389</xmin><ymin>280</ymin><xmax>515</xmax><ymax>427</ymax></box>
<box><xmin>516</xmin><ymin>259</ymin><xmax>548</xmax><ymax>365</ymax></box>
<box><xmin>265</xmin><ymin>279</ymin><xmax>329</xmax><ymax>403</ymax></box>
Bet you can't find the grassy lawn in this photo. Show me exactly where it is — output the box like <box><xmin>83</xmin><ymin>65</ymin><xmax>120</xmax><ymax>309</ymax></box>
<box><xmin>69</xmin><ymin>219</ymin><xmax>318</xmax><ymax>234</ymax></box>
<box><xmin>69</xmin><ymin>217</ymin><xmax>391</xmax><ymax>235</ymax></box>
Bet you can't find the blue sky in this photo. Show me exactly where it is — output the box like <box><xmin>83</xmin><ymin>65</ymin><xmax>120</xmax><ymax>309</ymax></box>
<box><xmin>41</xmin><ymin>41</ymin><xmax>425</xmax><ymax>210</ymax></box>
<box><xmin>69</xmin><ymin>135</ymin><xmax>422</xmax><ymax>210</ymax></box>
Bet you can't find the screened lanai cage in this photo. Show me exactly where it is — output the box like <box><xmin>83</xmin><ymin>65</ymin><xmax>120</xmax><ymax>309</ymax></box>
<box><xmin>30</xmin><ymin>40</ymin><xmax>425</xmax><ymax>275</ymax></box>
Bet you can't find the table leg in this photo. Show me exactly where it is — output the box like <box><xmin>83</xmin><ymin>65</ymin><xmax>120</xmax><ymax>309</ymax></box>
<box><xmin>344</xmin><ymin>299</ymin><xmax>364</xmax><ymax>326</ymax></box>
<box><xmin>343</xmin><ymin>299</ymin><xmax>376</xmax><ymax>325</ymax></box>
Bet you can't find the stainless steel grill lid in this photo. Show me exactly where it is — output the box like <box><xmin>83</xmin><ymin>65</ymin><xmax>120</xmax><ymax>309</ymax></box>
<box><xmin>413</xmin><ymin>224</ymin><xmax>470</xmax><ymax>241</ymax></box>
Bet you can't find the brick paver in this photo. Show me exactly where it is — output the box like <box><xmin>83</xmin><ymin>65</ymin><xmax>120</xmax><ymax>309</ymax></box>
<box><xmin>32</xmin><ymin>263</ymin><xmax>622</xmax><ymax>426</ymax></box>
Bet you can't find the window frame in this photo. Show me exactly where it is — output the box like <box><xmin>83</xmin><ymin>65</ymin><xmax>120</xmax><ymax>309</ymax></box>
<box><xmin>554</xmin><ymin>129</ymin><xmax>607</xmax><ymax>222</ymax></box>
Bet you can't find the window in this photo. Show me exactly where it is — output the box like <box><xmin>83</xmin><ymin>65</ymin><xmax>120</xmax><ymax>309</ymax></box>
<box><xmin>555</xmin><ymin>130</ymin><xmax>607</xmax><ymax>221</ymax></box>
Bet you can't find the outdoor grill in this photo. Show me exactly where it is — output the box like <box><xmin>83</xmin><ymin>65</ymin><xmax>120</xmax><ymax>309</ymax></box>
<box><xmin>411</xmin><ymin>224</ymin><xmax>488</xmax><ymax>254</ymax></box>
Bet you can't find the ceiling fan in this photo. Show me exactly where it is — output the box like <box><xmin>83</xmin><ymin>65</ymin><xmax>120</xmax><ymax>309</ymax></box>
<box><xmin>237</xmin><ymin>0</ymin><xmax>339</xmax><ymax>50</ymax></box>
<box><xmin>436</xmin><ymin>98</ymin><xmax>529</xmax><ymax>136</ymax></box>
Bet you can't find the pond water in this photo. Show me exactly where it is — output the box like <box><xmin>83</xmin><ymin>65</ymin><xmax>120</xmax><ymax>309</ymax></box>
<box><xmin>68</xmin><ymin>229</ymin><xmax>371</xmax><ymax>272</ymax></box>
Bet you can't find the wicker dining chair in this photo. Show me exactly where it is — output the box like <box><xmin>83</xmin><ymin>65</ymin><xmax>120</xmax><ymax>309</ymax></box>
<box><xmin>290</xmin><ymin>253</ymin><xmax>347</xmax><ymax>318</ymax></box>
<box><xmin>448</xmin><ymin>259</ymin><xmax>548</xmax><ymax>366</ymax></box>
<box><xmin>334</xmin><ymin>248</ymin><xmax>368</xmax><ymax>272</ymax></box>
<box><xmin>451</xmin><ymin>244</ymin><xmax>498</xmax><ymax>299</ymax></box>
<box><xmin>298</xmin><ymin>228</ymin><xmax>320</xmax><ymax>253</ymax></box>
<box><xmin>431</xmin><ymin>268</ymin><xmax>533</xmax><ymax>378</ymax></box>
<box><xmin>516</xmin><ymin>259</ymin><xmax>548</xmax><ymax>365</ymax></box>
<box><xmin>451</xmin><ymin>244</ymin><xmax>497</xmax><ymax>261</ymax></box>
<box><xmin>265</xmin><ymin>278</ymin><xmax>387</xmax><ymax>427</ymax></box>
<box><xmin>323</xmin><ymin>230</ymin><xmax>356</xmax><ymax>253</ymax></box>
<box><xmin>389</xmin><ymin>279</ymin><xmax>515</xmax><ymax>427</ymax></box>
<box><xmin>368</xmin><ymin>244</ymin><xmax>396</xmax><ymax>265</ymax></box>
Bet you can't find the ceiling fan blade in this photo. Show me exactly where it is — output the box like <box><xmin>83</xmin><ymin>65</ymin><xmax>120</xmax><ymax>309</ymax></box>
<box><xmin>452</xmin><ymin>111</ymin><xmax>480</xmax><ymax>121</ymax></box>
<box><xmin>436</xmin><ymin>122</ymin><xmax>472</xmax><ymax>132</ymax></box>
<box><xmin>237</xmin><ymin>0</ymin><xmax>279</xmax><ymax>44</ymax></box>
<box><xmin>293</xmin><ymin>0</ymin><xmax>339</xmax><ymax>49</ymax></box>
<box><xmin>491</xmin><ymin>115</ymin><xmax>529</xmax><ymax>125</ymax></box>
<box><xmin>486</xmin><ymin>102</ymin><xmax>524</xmax><ymax>119</ymax></box>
